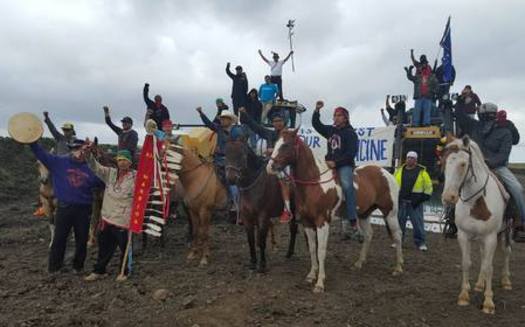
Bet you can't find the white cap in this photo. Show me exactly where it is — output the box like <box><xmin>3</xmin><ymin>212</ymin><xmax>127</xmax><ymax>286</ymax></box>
<box><xmin>406</xmin><ymin>151</ymin><xmax>418</xmax><ymax>159</ymax></box>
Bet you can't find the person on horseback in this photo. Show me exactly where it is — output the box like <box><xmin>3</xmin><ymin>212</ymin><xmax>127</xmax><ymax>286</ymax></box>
<box><xmin>239</xmin><ymin>107</ymin><xmax>293</xmax><ymax>223</ymax></box>
<box><xmin>312</xmin><ymin>101</ymin><xmax>361</xmax><ymax>240</ymax></box>
<box><xmin>43</xmin><ymin>111</ymin><xmax>78</xmax><ymax>155</ymax></box>
<box><xmin>456</xmin><ymin>102</ymin><xmax>525</xmax><ymax>241</ymax></box>
<box><xmin>197</xmin><ymin>107</ymin><xmax>240</xmax><ymax>212</ymax></box>
<box><xmin>394</xmin><ymin>151</ymin><xmax>433</xmax><ymax>251</ymax></box>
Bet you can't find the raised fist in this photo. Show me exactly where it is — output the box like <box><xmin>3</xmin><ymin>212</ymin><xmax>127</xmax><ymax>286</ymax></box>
<box><xmin>315</xmin><ymin>100</ymin><xmax>324</xmax><ymax>110</ymax></box>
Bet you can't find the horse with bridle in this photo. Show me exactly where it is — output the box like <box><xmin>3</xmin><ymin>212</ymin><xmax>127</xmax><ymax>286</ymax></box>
<box><xmin>224</xmin><ymin>135</ymin><xmax>298</xmax><ymax>272</ymax></box>
<box><xmin>441</xmin><ymin>135</ymin><xmax>513</xmax><ymax>314</ymax></box>
<box><xmin>166</xmin><ymin>142</ymin><xmax>229</xmax><ymax>266</ymax></box>
<box><xmin>267</xmin><ymin>129</ymin><xmax>403</xmax><ymax>293</ymax></box>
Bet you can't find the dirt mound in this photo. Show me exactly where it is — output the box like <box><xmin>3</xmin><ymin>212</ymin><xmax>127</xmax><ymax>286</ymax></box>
<box><xmin>0</xmin><ymin>137</ymin><xmax>55</xmax><ymax>203</ymax></box>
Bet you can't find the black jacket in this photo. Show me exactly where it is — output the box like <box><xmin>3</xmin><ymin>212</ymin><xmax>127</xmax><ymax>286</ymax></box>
<box><xmin>499</xmin><ymin>120</ymin><xmax>520</xmax><ymax>145</ymax></box>
<box><xmin>312</xmin><ymin>111</ymin><xmax>358</xmax><ymax>168</ymax></box>
<box><xmin>226</xmin><ymin>65</ymin><xmax>249</xmax><ymax>100</ymax></box>
<box><xmin>244</xmin><ymin>98</ymin><xmax>262</xmax><ymax>124</ymax></box>
<box><xmin>105</xmin><ymin>116</ymin><xmax>139</xmax><ymax>159</ymax></box>
<box><xmin>456</xmin><ymin>110</ymin><xmax>513</xmax><ymax>169</ymax></box>
<box><xmin>241</xmin><ymin>111</ymin><xmax>278</xmax><ymax>147</ymax></box>
<box><xmin>143</xmin><ymin>84</ymin><xmax>170</xmax><ymax>127</ymax></box>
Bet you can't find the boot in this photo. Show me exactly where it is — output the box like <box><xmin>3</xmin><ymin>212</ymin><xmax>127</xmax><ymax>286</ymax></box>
<box><xmin>513</xmin><ymin>225</ymin><xmax>525</xmax><ymax>243</ymax></box>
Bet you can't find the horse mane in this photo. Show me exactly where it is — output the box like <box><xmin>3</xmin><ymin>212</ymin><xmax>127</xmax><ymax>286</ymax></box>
<box><xmin>295</xmin><ymin>136</ymin><xmax>329</xmax><ymax>172</ymax></box>
<box><xmin>449</xmin><ymin>137</ymin><xmax>490</xmax><ymax>174</ymax></box>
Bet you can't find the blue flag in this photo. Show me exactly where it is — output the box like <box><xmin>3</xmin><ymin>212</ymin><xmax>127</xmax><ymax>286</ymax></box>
<box><xmin>440</xmin><ymin>16</ymin><xmax>453</xmax><ymax>83</ymax></box>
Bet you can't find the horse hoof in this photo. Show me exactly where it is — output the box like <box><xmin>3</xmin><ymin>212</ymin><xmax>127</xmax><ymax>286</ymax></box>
<box><xmin>248</xmin><ymin>262</ymin><xmax>257</xmax><ymax>271</ymax></box>
<box><xmin>501</xmin><ymin>278</ymin><xmax>512</xmax><ymax>290</ymax></box>
<box><xmin>186</xmin><ymin>252</ymin><xmax>196</xmax><ymax>261</ymax></box>
<box><xmin>305</xmin><ymin>276</ymin><xmax>315</xmax><ymax>284</ymax></box>
<box><xmin>392</xmin><ymin>267</ymin><xmax>403</xmax><ymax>276</ymax></box>
<box><xmin>482</xmin><ymin>304</ymin><xmax>495</xmax><ymax>315</ymax></box>
<box><xmin>257</xmin><ymin>266</ymin><xmax>267</xmax><ymax>274</ymax></box>
<box><xmin>457</xmin><ymin>299</ymin><xmax>470</xmax><ymax>306</ymax></box>
<box><xmin>313</xmin><ymin>285</ymin><xmax>324</xmax><ymax>293</ymax></box>
<box><xmin>457</xmin><ymin>291</ymin><xmax>470</xmax><ymax>306</ymax></box>
<box><xmin>199</xmin><ymin>259</ymin><xmax>208</xmax><ymax>267</ymax></box>
<box><xmin>353</xmin><ymin>261</ymin><xmax>363</xmax><ymax>270</ymax></box>
<box><xmin>285</xmin><ymin>252</ymin><xmax>294</xmax><ymax>259</ymax></box>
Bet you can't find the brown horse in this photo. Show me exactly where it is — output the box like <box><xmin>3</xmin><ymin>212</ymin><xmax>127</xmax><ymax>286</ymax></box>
<box><xmin>267</xmin><ymin>129</ymin><xmax>403</xmax><ymax>293</ymax></box>
<box><xmin>170</xmin><ymin>145</ymin><xmax>229</xmax><ymax>266</ymax></box>
<box><xmin>36</xmin><ymin>161</ymin><xmax>57</xmax><ymax>247</ymax></box>
<box><xmin>225</xmin><ymin>138</ymin><xmax>298</xmax><ymax>272</ymax></box>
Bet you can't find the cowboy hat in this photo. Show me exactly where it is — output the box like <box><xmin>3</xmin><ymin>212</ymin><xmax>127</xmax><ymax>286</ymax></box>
<box><xmin>219</xmin><ymin>110</ymin><xmax>238</xmax><ymax>123</ymax></box>
<box><xmin>8</xmin><ymin>112</ymin><xmax>44</xmax><ymax>144</ymax></box>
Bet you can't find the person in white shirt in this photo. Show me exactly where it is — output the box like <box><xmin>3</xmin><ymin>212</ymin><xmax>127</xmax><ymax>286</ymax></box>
<box><xmin>258</xmin><ymin>49</ymin><xmax>293</xmax><ymax>100</ymax></box>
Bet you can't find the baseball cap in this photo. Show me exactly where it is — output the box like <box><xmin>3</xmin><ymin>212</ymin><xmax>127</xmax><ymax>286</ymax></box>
<box><xmin>406</xmin><ymin>151</ymin><xmax>418</xmax><ymax>159</ymax></box>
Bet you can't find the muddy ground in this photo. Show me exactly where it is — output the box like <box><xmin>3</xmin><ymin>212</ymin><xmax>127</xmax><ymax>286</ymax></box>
<box><xmin>1</xmin><ymin>137</ymin><xmax>524</xmax><ymax>326</ymax></box>
<box><xmin>1</xmin><ymin>200</ymin><xmax>525</xmax><ymax>327</ymax></box>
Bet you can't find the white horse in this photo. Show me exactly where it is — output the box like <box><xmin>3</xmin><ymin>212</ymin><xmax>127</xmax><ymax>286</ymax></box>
<box><xmin>441</xmin><ymin>135</ymin><xmax>512</xmax><ymax>314</ymax></box>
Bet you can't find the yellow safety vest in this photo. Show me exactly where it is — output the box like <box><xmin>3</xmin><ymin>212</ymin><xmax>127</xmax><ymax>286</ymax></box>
<box><xmin>394</xmin><ymin>164</ymin><xmax>433</xmax><ymax>196</ymax></box>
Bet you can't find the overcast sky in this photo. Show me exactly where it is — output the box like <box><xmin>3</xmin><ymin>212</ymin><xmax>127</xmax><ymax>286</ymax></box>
<box><xmin>1</xmin><ymin>0</ymin><xmax>524</xmax><ymax>159</ymax></box>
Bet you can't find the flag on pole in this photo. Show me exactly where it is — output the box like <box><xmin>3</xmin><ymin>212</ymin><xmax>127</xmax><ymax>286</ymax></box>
<box><xmin>439</xmin><ymin>16</ymin><xmax>453</xmax><ymax>83</ymax></box>
<box><xmin>129</xmin><ymin>134</ymin><xmax>156</xmax><ymax>233</ymax></box>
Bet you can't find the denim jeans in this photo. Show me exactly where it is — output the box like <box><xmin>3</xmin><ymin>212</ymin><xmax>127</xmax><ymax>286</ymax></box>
<box><xmin>398</xmin><ymin>200</ymin><xmax>426</xmax><ymax>246</ymax></box>
<box><xmin>494</xmin><ymin>166</ymin><xmax>525</xmax><ymax>224</ymax></box>
<box><xmin>337</xmin><ymin>165</ymin><xmax>358</xmax><ymax>223</ymax></box>
<box><xmin>413</xmin><ymin>98</ymin><xmax>432</xmax><ymax>126</ymax></box>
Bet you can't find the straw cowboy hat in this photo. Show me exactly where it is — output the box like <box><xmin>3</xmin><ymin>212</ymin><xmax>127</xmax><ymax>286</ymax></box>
<box><xmin>8</xmin><ymin>112</ymin><xmax>44</xmax><ymax>144</ymax></box>
<box><xmin>219</xmin><ymin>110</ymin><xmax>238</xmax><ymax>123</ymax></box>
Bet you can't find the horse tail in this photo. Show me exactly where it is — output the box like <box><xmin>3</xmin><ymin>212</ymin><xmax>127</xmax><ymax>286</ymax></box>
<box><xmin>380</xmin><ymin>167</ymin><xmax>400</xmax><ymax>238</ymax></box>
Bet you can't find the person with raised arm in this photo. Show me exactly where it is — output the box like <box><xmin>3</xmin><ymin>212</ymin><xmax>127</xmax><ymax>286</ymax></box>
<box><xmin>258</xmin><ymin>49</ymin><xmax>293</xmax><ymax>100</ymax></box>
<box><xmin>103</xmin><ymin>106</ymin><xmax>139</xmax><ymax>161</ymax></box>
<box><xmin>143</xmin><ymin>83</ymin><xmax>170</xmax><ymax>128</ymax></box>
<box><xmin>239</xmin><ymin>107</ymin><xmax>293</xmax><ymax>223</ymax></box>
<box><xmin>312</xmin><ymin>100</ymin><xmax>360</xmax><ymax>240</ymax></box>
<box><xmin>225</xmin><ymin>63</ymin><xmax>248</xmax><ymax>115</ymax></box>
<box><xmin>43</xmin><ymin>111</ymin><xmax>78</xmax><ymax>155</ymax></box>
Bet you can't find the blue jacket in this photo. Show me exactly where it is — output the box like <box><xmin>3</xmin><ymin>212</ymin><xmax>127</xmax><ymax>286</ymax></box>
<box><xmin>30</xmin><ymin>143</ymin><xmax>104</xmax><ymax>205</ymax></box>
<box><xmin>258</xmin><ymin>83</ymin><xmax>279</xmax><ymax>103</ymax></box>
<box><xmin>312</xmin><ymin>110</ymin><xmax>358</xmax><ymax>168</ymax></box>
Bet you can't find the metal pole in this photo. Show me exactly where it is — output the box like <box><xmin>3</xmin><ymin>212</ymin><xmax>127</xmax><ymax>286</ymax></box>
<box><xmin>287</xmin><ymin>19</ymin><xmax>295</xmax><ymax>72</ymax></box>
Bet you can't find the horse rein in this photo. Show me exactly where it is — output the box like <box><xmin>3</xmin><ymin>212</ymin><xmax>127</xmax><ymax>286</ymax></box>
<box><xmin>271</xmin><ymin>136</ymin><xmax>336</xmax><ymax>186</ymax></box>
<box><xmin>456</xmin><ymin>147</ymin><xmax>490</xmax><ymax>202</ymax></box>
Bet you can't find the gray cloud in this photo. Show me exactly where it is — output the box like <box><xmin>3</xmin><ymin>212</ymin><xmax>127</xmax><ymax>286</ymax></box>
<box><xmin>1</xmin><ymin>0</ymin><xmax>524</xmax><ymax>159</ymax></box>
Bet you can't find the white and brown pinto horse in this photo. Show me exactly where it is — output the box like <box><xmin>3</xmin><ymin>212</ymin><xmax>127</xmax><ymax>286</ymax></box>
<box><xmin>266</xmin><ymin>129</ymin><xmax>403</xmax><ymax>293</ymax></box>
<box><xmin>441</xmin><ymin>135</ymin><xmax>512</xmax><ymax>314</ymax></box>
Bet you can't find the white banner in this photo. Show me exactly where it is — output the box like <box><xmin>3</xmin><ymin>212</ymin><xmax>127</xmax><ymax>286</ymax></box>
<box><xmin>298</xmin><ymin>126</ymin><xmax>396</xmax><ymax>167</ymax></box>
